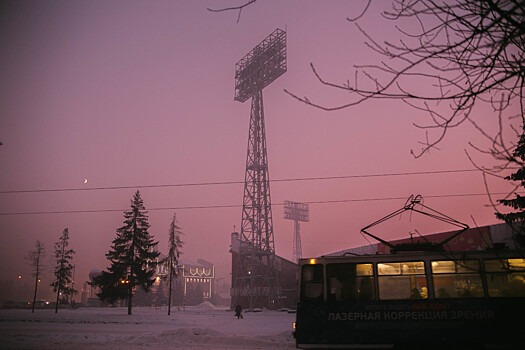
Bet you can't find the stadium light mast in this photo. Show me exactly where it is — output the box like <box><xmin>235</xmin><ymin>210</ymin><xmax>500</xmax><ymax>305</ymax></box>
<box><xmin>283</xmin><ymin>201</ymin><xmax>309</xmax><ymax>263</ymax></box>
<box><xmin>232</xmin><ymin>28</ymin><xmax>287</xmax><ymax>311</ymax></box>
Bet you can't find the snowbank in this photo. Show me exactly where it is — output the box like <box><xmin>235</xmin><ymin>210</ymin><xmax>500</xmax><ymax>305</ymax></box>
<box><xmin>0</xmin><ymin>306</ymin><xmax>296</xmax><ymax>349</ymax></box>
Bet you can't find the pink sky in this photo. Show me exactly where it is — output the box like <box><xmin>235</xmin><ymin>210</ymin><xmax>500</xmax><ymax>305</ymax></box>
<box><xmin>0</xmin><ymin>1</ymin><xmax>520</xmax><ymax>300</ymax></box>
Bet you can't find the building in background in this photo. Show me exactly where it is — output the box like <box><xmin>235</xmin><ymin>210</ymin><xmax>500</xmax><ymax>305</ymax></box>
<box><xmin>230</xmin><ymin>231</ymin><xmax>298</xmax><ymax>310</ymax></box>
<box><xmin>155</xmin><ymin>256</ymin><xmax>215</xmax><ymax>306</ymax></box>
<box><xmin>327</xmin><ymin>223</ymin><xmax>516</xmax><ymax>256</ymax></box>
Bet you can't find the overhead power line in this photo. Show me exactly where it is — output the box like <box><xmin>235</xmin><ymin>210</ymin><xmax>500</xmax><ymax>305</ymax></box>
<box><xmin>0</xmin><ymin>191</ymin><xmax>515</xmax><ymax>216</ymax></box>
<box><xmin>0</xmin><ymin>168</ymin><xmax>484</xmax><ymax>195</ymax></box>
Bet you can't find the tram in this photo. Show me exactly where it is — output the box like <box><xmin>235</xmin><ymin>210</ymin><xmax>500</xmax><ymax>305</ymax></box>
<box><xmin>294</xmin><ymin>250</ymin><xmax>525</xmax><ymax>348</ymax></box>
<box><xmin>294</xmin><ymin>196</ymin><xmax>525</xmax><ymax>348</ymax></box>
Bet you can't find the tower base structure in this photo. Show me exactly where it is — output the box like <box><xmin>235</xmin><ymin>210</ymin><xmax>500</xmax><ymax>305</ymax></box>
<box><xmin>230</xmin><ymin>232</ymin><xmax>298</xmax><ymax>310</ymax></box>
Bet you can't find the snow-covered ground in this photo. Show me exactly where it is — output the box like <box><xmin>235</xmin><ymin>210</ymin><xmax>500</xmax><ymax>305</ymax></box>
<box><xmin>0</xmin><ymin>303</ymin><xmax>296</xmax><ymax>349</ymax></box>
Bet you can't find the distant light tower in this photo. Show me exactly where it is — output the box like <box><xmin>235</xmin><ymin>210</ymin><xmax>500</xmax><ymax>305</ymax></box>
<box><xmin>284</xmin><ymin>201</ymin><xmax>309</xmax><ymax>262</ymax></box>
<box><xmin>232</xmin><ymin>28</ymin><xmax>287</xmax><ymax>311</ymax></box>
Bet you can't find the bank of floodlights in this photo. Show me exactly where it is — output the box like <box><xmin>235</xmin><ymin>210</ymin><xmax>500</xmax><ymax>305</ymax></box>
<box><xmin>284</xmin><ymin>201</ymin><xmax>309</xmax><ymax>262</ymax></box>
<box><xmin>284</xmin><ymin>201</ymin><xmax>310</xmax><ymax>223</ymax></box>
<box><xmin>234</xmin><ymin>28</ymin><xmax>287</xmax><ymax>103</ymax></box>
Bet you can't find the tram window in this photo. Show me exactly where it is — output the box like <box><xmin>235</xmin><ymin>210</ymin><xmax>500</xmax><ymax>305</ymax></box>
<box><xmin>356</xmin><ymin>263</ymin><xmax>375</xmax><ymax>300</ymax></box>
<box><xmin>431</xmin><ymin>260</ymin><xmax>480</xmax><ymax>274</ymax></box>
<box><xmin>356</xmin><ymin>263</ymin><xmax>373</xmax><ymax>276</ymax></box>
<box><xmin>485</xmin><ymin>259</ymin><xmax>525</xmax><ymax>297</ymax></box>
<box><xmin>301</xmin><ymin>264</ymin><xmax>324</xmax><ymax>301</ymax></box>
<box><xmin>327</xmin><ymin>263</ymin><xmax>354</xmax><ymax>301</ymax></box>
<box><xmin>508</xmin><ymin>258</ymin><xmax>525</xmax><ymax>270</ymax></box>
<box><xmin>326</xmin><ymin>263</ymin><xmax>376</xmax><ymax>301</ymax></box>
<box><xmin>378</xmin><ymin>261</ymin><xmax>427</xmax><ymax>300</ymax></box>
<box><xmin>485</xmin><ymin>258</ymin><xmax>525</xmax><ymax>272</ymax></box>
<box><xmin>357</xmin><ymin>276</ymin><xmax>375</xmax><ymax>300</ymax></box>
<box><xmin>431</xmin><ymin>260</ymin><xmax>483</xmax><ymax>298</ymax></box>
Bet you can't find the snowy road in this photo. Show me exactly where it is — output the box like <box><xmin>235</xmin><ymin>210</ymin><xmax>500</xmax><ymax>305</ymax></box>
<box><xmin>0</xmin><ymin>305</ymin><xmax>296</xmax><ymax>349</ymax></box>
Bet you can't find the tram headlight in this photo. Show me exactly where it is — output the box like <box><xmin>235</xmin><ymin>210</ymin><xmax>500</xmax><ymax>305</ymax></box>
<box><xmin>309</xmin><ymin>258</ymin><xmax>317</xmax><ymax>265</ymax></box>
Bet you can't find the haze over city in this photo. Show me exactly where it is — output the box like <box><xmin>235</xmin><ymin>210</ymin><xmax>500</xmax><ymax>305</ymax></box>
<box><xmin>0</xmin><ymin>0</ymin><xmax>519</xmax><ymax>302</ymax></box>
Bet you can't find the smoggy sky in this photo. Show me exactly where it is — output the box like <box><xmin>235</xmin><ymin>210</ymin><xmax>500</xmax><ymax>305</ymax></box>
<box><xmin>0</xmin><ymin>0</ymin><xmax>521</xmax><ymax>294</ymax></box>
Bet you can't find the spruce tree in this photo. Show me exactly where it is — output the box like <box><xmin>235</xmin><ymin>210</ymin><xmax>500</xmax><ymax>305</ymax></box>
<box><xmin>95</xmin><ymin>190</ymin><xmax>160</xmax><ymax>314</ymax></box>
<box><xmin>51</xmin><ymin>228</ymin><xmax>76</xmax><ymax>313</ymax></box>
<box><xmin>496</xmin><ymin>131</ymin><xmax>525</xmax><ymax>248</ymax></box>
<box><xmin>166</xmin><ymin>213</ymin><xmax>184</xmax><ymax>315</ymax></box>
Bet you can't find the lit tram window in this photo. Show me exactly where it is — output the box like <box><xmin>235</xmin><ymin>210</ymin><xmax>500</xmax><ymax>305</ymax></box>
<box><xmin>326</xmin><ymin>263</ymin><xmax>376</xmax><ymax>302</ymax></box>
<box><xmin>485</xmin><ymin>258</ymin><xmax>525</xmax><ymax>297</ymax></box>
<box><xmin>508</xmin><ymin>258</ymin><xmax>525</xmax><ymax>270</ymax></box>
<box><xmin>356</xmin><ymin>263</ymin><xmax>373</xmax><ymax>276</ymax></box>
<box><xmin>377</xmin><ymin>261</ymin><xmax>427</xmax><ymax>300</ymax></box>
<box><xmin>431</xmin><ymin>260</ymin><xmax>483</xmax><ymax>298</ymax></box>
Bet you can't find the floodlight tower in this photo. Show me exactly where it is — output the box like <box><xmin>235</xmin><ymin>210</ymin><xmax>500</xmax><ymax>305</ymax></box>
<box><xmin>232</xmin><ymin>29</ymin><xmax>287</xmax><ymax>311</ymax></box>
<box><xmin>284</xmin><ymin>201</ymin><xmax>309</xmax><ymax>262</ymax></box>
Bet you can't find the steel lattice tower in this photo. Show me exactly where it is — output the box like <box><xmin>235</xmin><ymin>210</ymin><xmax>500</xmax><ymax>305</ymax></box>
<box><xmin>231</xmin><ymin>29</ymin><xmax>287</xmax><ymax>310</ymax></box>
<box><xmin>284</xmin><ymin>201</ymin><xmax>309</xmax><ymax>263</ymax></box>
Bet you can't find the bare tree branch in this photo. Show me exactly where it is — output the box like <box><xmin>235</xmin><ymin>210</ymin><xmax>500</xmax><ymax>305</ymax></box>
<box><xmin>347</xmin><ymin>0</ymin><xmax>372</xmax><ymax>22</ymax></box>
<box><xmin>285</xmin><ymin>0</ymin><xmax>525</xmax><ymax>158</ymax></box>
<box><xmin>207</xmin><ymin>0</ymin><xmax>257</xmax><ymax>23</ymax></box>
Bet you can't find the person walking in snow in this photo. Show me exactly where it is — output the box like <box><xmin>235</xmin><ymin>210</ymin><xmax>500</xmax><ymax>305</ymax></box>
<box><xmin>235</xmin><ymin>304</ymin><xmax>243</xmax><ymax>319</ymax></box>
